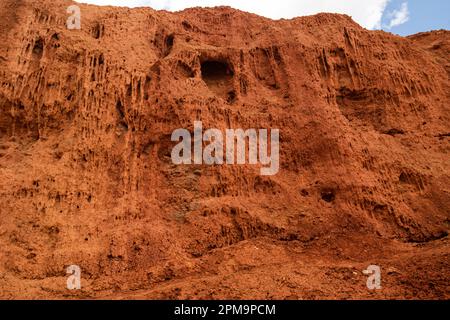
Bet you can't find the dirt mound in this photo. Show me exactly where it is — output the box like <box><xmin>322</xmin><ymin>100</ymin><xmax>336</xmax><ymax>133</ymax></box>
<box><xmin>0</xmin><ymin>0</ymin><xmax>448</xmax><ymax>299</ymax></box>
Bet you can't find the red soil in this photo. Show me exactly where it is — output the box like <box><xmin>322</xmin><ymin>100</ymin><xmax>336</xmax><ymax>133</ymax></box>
<box><xmin>0</xmin><ymin>0</ymin><xmax>448</xmax><ymax>299</ymax></box>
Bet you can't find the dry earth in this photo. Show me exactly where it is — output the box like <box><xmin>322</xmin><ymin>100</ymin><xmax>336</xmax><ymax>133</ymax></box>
<box><xmin>0</xmin><ymin>0</ymin><xmax>449</xmax><ymax>299</ymax></box>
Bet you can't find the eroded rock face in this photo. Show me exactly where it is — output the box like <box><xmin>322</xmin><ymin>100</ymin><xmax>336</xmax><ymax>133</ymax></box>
<box><xmin>0</xmin><ymin>0</ymin><xmax>448</xmax><ymax>299</ymax></box>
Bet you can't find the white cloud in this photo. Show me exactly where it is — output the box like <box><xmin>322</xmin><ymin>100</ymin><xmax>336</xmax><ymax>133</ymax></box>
<box><xmin>386</xmin><ymin>2</ymin><xmax>409</xmax><ymax>29</ymax></box>
<box><xmin>75</xmin><ymin>0</ymin><xmax>392</xmax><ymax>30</ymax></box>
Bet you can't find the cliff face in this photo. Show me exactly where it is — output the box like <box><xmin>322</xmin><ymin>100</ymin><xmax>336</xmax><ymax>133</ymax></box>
<box><xmin>0</xmin><ymin>0</ymin><xmax>448</xmax><ymax>299</ymax></box>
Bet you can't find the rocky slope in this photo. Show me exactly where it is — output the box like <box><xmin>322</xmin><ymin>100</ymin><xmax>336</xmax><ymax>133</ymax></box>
<box><xmin>0</xmin><ymin>0</ymin><xmax>448</xmax><ymax>299</ymax></box>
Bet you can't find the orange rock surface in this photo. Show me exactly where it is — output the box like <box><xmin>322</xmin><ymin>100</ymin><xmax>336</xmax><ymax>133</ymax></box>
<box><xmin>0</xmin><ymin>0</ymin><xmax>448</xmax><ymax>299</ymax></box>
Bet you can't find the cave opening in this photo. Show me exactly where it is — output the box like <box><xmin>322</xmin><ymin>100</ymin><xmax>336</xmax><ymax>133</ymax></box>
<box><xmin>201</xmin><ymin>60</ymin><xmax>234</xmax><ymax>82</ymax></box>
<box><xmin>200</xmin><ymin>60</ymin><xmax>235</xmax><ymax>103</ymax></box>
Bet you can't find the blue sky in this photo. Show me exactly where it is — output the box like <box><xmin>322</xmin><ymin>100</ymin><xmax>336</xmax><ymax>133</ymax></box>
<box><xmin>76</xmin><ymin>0</ymin><xmax>449</xmax><ymax>36</ymax></box>
<box><xmin>383</xmin><ymin>0</ymin><xmax>449</xmax><ymax>35</ymax></box>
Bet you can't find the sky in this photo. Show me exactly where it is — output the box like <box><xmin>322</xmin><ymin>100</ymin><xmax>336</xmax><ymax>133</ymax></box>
<box><xmin>75</xmin><ymin>0</ymin><xmax>449</xmax><ymax>36</ymax></box>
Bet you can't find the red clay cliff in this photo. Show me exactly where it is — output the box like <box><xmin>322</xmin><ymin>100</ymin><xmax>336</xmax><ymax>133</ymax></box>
<box><xmin>0</xmin><ymin>0</ymin><xmax>449</xmax><ymax>299</ymax></box>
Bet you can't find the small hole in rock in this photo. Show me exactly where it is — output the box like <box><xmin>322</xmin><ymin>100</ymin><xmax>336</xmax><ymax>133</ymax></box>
<box><xmin>32</xmin><ymin>38</ymin><xmax>44</xmax><ymax>59</ymax></box>
<box><xmin>227</xmin><ymin>91</ymin><xmax>236</xmax><ymax>104</ymax></box>
<box><xmin>162</xmin><ymin>34</ymin><xmax>174</xmax><ymax>57</ymax></box>
<box><xmin>321</xmin><ymin>190</ymin><xmax>336</xmax><ymax>203</ymax></box>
